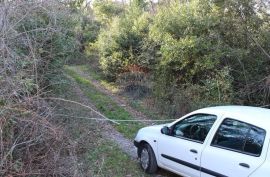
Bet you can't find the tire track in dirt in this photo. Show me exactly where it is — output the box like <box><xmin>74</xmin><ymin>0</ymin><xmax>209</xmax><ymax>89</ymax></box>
<box><xmin>65</xmin><ymin>73</ymin><xmax>137</xmax><ymax>159</ymax></box>
<box><xmin>69</xmin><ymin>66</ymin><xmax>152</xmax><ymax>123</ymax></box>
<box><xmin>65</xmin><ymin>66</ymin><xmax>178</xmax><ymax>177</ymax></box>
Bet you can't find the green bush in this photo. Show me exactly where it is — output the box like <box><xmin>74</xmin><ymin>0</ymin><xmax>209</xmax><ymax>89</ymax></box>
<box><xmin>95</xmin><ymin>4</ymin><xmax>151</xmax><ymax>80</ymax></box>
<box><xmin>93</xmin><ymin>0</ymin><xmax>270</xmax><ymax>114</ymax></box>
<box><xmin>93</xmin><ymin>0</ymin><xmax>125</xmax><ymax>25</ymax></box>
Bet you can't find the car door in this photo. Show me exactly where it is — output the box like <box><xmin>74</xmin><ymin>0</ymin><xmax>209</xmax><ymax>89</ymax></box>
<box><xmin>201</xmin><ymin>118</ymin><xmax>268</xmax><ymax>177</ymax></box>
<box><xmin>157</xmin><ymin>114</ymin><xmax>217</xmax><ymax>177</ymax></box>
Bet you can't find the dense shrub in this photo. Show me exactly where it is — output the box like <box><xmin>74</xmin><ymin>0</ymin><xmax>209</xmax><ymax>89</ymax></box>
<box><xmin>93</xmin><ymin>0</ymin><xmax>125</xmax><ymax>26</ymax></box>
<box><xmin>96</xmin><ymin>3</ymin><xmax>151</xmax><ymax>80</ymax></box>
<box><xmin>0</xmin><ymin>1</ymin><xmax>80</xmax><ymax>175</ymax></box>
<box><xmin>92</xmin><ymin>0</ymin><xmax>270</xmax><ymax>115</ymax></box>
<box><xmin>148</xmin><ymin>1</ymin><xmax>234</xmax><ymax>113</ymax></box>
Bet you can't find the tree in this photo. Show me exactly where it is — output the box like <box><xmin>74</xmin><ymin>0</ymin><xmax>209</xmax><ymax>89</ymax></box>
<box><xmin>95</xmin><ymin>1</ymin><xmax>151</xmax><ymax>80</ymax></box>
<box><xmin>93</xmin><ymin>0</ymin><xmax>125</xmax><ymax>26</ymax></box>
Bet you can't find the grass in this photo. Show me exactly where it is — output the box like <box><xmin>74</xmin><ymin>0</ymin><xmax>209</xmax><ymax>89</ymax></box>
<box><xmin>79</xmin><ymin>65</ymin><xmax>119</xmax><ymax>93</ymax></box>
<box><xmin>86</xmin><ymin>138</ymin><xmax>150</xmax><ymax>177</ymax></box>
<box><xmin>129</xmin><ymin>99</ymin><xmax>169</xmax><ymax>120</ymax></box>
<box><xmin>65</xmin><ymin>66</ymin><xmax>145</xmax><ymax>139</ymax></box>
<box><xmin>77</xmin><ymin>64</ymin><xmax>174</xmax><ymax>121</ymax></box>
<box><xmin>50</xmin><ymin>73</ymin><xmax>149</xmax><ymax>177</ymax></box>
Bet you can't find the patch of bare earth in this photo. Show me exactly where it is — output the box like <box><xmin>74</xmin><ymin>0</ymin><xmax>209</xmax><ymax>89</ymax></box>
<box><xmin>72</xmin><ymin>66</ymin><xmax>151</xmax><ymax>122</ymax></box>
<box><xmin>65</xmin><ymin>74</ymin><xmax>137</xmax><ymax>159</ymax></box>
<box><xmin>65</xmin><ymin>68</ymin><xmax>179</xmax><ymax>177</ymax></box>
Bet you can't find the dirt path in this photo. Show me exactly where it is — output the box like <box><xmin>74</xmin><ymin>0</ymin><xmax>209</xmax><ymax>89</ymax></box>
<box><xmin>68</xmin><ymin>66</ymin><xmax>151</xmax><ymax>122</ymax></box>
<box><xmin>65</xmin><ymin>66</ymin><xmax>178</xmax><ymax>177</ymax></box>
<box><xmin>65</xmin><ymin>73</ymin><xmax>137</xmax><ymax>159</ymax></box>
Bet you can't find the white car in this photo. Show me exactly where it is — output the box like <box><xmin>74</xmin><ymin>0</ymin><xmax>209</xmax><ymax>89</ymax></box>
<box><xmin>134</xmin><ymin>106</ymin><xmax>270</xmax><ymax>177</ymax></box>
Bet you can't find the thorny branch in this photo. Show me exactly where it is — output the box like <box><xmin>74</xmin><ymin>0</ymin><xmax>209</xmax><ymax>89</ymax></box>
<box><xmin>0</xmin><ymin>1</ymin><xmax>80</xmax><ymax>176</ymax></box>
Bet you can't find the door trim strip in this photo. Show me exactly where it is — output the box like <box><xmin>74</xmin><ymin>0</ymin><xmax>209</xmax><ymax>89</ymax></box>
<box><xmin>161</xmin><ymin>154</ymin><xmax>228</xmax><ymax>177</ymax></box>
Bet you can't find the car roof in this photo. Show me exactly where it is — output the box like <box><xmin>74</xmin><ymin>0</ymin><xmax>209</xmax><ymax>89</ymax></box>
<box><xmin>194</xmin><ymin>106</ymin><xmax>270</xmax><ymax>131</ymax></box>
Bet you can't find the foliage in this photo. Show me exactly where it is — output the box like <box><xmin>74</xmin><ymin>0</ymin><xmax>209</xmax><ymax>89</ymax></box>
<box><xmin>0</xmin><ymin>0</ymin><xmax>80</xmax><ymax>175</ymax></box>
<box><xmin>50</xmin><ymin>71</ymin><xmax>152</xmax><ymax>177</ymax></box>
<box><xmin>65</xmin><ymin>66</ymin><xmax>144</xmax><ymax>139</ymax></box>
<box><xmin>148</xmin><ymin>1</ymin><xmax>234</xmax><ymax>113</ymax></box>
<box><xmin>93</xmin><ymin>0</ymin><xmax>125</xmax><ymax>25</ymax></box>
<box><xmin>91</xmin><ymin>0</ymin><xmax>270</xmax><ymax>115</ymax></box>
<box><xmin>96</xmin><ymin>4</ymin><xmax>151</xmax><ymax>80</ymax></box>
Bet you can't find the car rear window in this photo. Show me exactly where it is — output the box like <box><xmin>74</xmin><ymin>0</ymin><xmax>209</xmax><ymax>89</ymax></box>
<box><xmin>211</xmin><ymin>118</ymin><xmax>266</xmax><ymax>156</ymax></box>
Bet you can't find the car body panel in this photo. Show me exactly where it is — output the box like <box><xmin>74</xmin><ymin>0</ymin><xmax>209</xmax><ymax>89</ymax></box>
<box><xmin>249</xmin><ymin>140</ymin><xmax>270</xmax><ymax>177</ymax></box>
<box><xmin>157</xmin><ymin>113</ymin><xmax>221</xmax><ymax>177</ymax></box>
<box><xmin>201</xmin><ymin>143</ymin><xmax>268</xmax><ymax>177</ymax></box>
<box><xmin>134</xmin><ymin>106</ymin><xmax>270</xmax><ymax>177</ymax></box>
<box><xmin>200</xmin><ymin>114</ymin><xmax>270</xmax><ymax>177</ymax></box>
<box><xmin>157</xmin><ymin>134</ymin><xmax>202</xmax><ymax>177</ymax></box>
<box><xmin>134</xmin><ymin>124</ymin><xmax>167</xmax><ymax>158</ymax></box>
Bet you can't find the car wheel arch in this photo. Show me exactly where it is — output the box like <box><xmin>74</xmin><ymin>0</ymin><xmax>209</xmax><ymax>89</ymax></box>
<box><xmin>138</xmin><ymin>141</ymin><xmax>158</xmax><ymax>173</ymax></box>
<box><xmin>137</xmin><ymin>140</ymin><xmax>158</xmax><ymax>156</ymax></box>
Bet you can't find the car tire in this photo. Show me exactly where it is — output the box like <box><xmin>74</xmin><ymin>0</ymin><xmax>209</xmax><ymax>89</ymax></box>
<box><xmin>139</xmin><ymin>143</ymin><xmax>158</xmax><ymax>174</ymax></box>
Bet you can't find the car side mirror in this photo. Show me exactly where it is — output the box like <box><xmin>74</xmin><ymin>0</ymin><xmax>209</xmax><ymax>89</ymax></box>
<box><xmin>161</xmin><ymin>126</ymin><xmax>171</xmax><ymax>135</ymax></box>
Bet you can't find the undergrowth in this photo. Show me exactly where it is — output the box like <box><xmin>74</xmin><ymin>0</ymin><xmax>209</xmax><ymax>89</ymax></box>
<box><xmin>50</xmin><ymin>72</ymin><xmax>150</xmax><ymax>176</ymax></box>
<box><xmin>74</xmin><ymin>62</ymin><xmax>176</xmax><ymax>120</ymax></box>
<box><xmin>65</xmin><ymin>66</ymin><xmax>144</xmax><ymax>139</ymax></box>
<box><xmin>86</xmin><ymin>138</ymin><xmax>150</xmax><ymax>177</ymax></box>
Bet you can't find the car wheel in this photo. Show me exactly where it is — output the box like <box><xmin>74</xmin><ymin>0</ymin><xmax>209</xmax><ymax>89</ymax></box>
<box><xmin>139</xmin><ymin>143</ymin><xmax>158</xmax><ymax>174</ymax></box>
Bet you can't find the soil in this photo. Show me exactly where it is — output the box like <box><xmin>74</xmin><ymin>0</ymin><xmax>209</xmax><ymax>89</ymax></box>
<box><xmin>74</xmin><ymin>67</ymin><xmax>151</xmax><ymax>122</ymax></box>
<box><xmin>65</xmin><ymin>73</ymin><xmax>137</xmax><ymax>158</ymax></box>
<box><xmin>65</xmin><ymin>67</ymin><xmax>179</xmax><ymax>177</ymax></box>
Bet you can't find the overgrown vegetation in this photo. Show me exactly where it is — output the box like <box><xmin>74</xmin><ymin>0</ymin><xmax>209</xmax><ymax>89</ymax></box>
<box><xmin>90</xmin><ymin>0</ymin><xmax>270</xmax><ymax>117</ymax></box>
<box><xmin>50</xmin><ymin>72</ymin><xmax>151</xmax><ymax>177</ymax></box>
<box><xmin>0</xmin><ymin>0</ymin><xmax>80</xmax><ymax>175</ymax></box>
<box><xmin>86</xmin><ymin>139</ymin><xmax>148</xmax><ymax>177</ymax></box>
<box><xmin>65</xmin><ymin>66</ymin><xmax>144</xmax><ymax>139</ymax></box>
<box><xmin>1</xmin><ymin>0</ymin><xmax>270</xmax><ymax>176</ymax></box>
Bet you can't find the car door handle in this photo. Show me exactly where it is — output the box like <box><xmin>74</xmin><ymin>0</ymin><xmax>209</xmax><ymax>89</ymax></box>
<box><xmin>239</xmin><ymin>163</ymin><xmax>250</xmax><ymax>168</ymax></box>
<box><xmin>190</xmin><ymin>149</ymin><xmax>198</xmax><ymax>154</ymax></box>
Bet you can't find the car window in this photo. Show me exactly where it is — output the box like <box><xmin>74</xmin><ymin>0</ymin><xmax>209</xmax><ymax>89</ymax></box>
<box><xmin>172</xmin><ymin>114</ymin><xmax>217</xmax><ymax>143</ymax></box>
<box><xmin>211</xmin><ymin>118</ymin><xmax>266</xmax><ymax>156</ymax></box>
